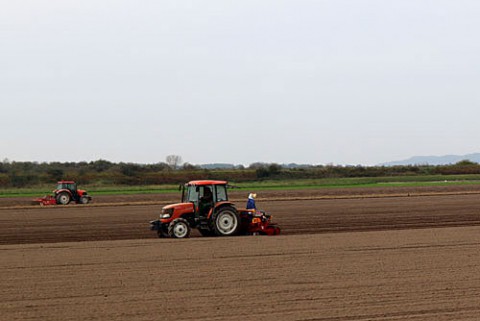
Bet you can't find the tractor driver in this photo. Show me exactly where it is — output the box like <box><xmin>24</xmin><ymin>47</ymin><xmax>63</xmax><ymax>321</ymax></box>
<box><xmin>198</xmin><ymin>186</ymin><xmax>214</xmax><ymax>217</ymax></box>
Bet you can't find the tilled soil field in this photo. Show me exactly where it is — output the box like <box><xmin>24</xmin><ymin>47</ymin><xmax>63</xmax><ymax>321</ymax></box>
<box><xmin>1</xmin><ymin>186</ymin><xmax>480</xmax><ymax>245</ymax></box>
<box><xmin>1</xmin><ymin>186</ymin><xmax>480</xmax><ymax>320</ymax></box>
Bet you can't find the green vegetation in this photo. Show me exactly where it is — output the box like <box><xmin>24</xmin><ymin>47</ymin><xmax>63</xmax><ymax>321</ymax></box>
<box><xmin>2</xmin><ymin>174</ymin><xmax>480</xmax><ymax>198</ymax></box>
<box><xmin>0</xmin><ymin>184</ymin><xmax>180</xmax><ymax>198</ymax></box>
<box><xmin>1</xmin><ymin>159</ymin><xmax>480</xmax><ymax>197</ymax></box>
<box><xmin>235</xmin><ymin>175</ymin><xmax>480</xmax><ymax>190</ymax></box>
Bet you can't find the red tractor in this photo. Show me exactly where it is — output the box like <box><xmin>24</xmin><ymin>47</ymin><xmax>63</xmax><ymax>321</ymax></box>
<box><xmin>150</xmin><ymin>180</ymin><xmax>280</xmax><ymax>238</ymax></box>
<box><xmin>33</xmin><ymin>181</ymin><xmax>92</xmax><ymax>205</ymax></box>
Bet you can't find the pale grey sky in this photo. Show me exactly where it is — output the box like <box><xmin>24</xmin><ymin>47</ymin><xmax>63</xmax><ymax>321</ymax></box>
<box><xmin>1</xmin><ymin>0</ymin><xmax>479</xmax><ymax>166</ymax></box>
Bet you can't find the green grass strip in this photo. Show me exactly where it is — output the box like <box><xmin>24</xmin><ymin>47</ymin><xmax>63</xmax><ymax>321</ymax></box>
<box><xmin>1</xmin><ymin>175</ymin><xmax>480</xmax><ymax>198</ymax></box>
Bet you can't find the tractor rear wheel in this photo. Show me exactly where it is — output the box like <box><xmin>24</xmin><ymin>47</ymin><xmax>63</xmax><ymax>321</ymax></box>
<box><xmin>212</xmin><ymin>206</ymin><xmax>241</xmax><ymax>236</ymax></box>
<box><xmin>168</xmin><ymin>218</ymin><xmax>191</xmax><ymax>238</ymax></box>
<box><xmin>56</xmin><ymin>192</ymin><xmax>71</xmax><ymax>205</ymax></box>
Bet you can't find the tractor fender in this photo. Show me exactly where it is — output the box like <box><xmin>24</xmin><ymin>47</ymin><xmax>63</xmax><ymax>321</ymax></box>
<box><xmin>55</xmin><ymin>189</ymin><xmax>72</xmax><ymax>196</ymax></box>
<box><xmin>206</xmin><ymin>201</ymin><xmax>236</xmax><ymax>219</ymax></box>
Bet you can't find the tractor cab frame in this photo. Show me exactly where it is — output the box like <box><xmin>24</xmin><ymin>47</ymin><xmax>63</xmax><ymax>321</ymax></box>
<box><xmin>181</xmin><ymin>181</ymin><xmax>230</xmax><ymax>218</ymax></box>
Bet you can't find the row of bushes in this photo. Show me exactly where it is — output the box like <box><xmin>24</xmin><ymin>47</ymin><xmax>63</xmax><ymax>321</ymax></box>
<box><xmin>0</xmin><ymin>160</ymin><xmax>258</xmax><ymax>187</ymax></box>
<box><xmin>0</xmin><ymin>159</ymin><xmax>480</xmax><ymax>188</ymax></box>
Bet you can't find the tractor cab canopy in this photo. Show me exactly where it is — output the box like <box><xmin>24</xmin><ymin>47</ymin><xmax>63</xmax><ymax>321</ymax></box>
<box><xmin>186</xmin><ymin>180</ymin><xmax>228</xmax><ymax>186</ymax></box>
<box><xmin>182</xmin><ymin>180</ymin><xmax>229</xmax><ymax>205</ymax></box>
<box><xmin>56</xmin><ymin>181</ymin><xmax>77</xmax><ymax>191</ymax></box>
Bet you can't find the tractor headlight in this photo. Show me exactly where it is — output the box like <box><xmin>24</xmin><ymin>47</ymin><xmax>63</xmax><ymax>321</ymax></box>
<box><xmin>160</xmin><ymin>208</ymin><xmax>173</xmax><ymax>219</ymax></box>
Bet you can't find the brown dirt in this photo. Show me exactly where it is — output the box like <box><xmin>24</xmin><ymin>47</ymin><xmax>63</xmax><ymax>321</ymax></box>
<box><xmin>1</xmin><ymin>186</ymin><xmax>480</xmax><ymax>320</ymax></box>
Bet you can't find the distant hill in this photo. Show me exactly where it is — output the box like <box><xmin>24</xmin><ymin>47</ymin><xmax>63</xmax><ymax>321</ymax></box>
<box><xmin>198</xmin><ymin>163</ymin><xmax>239</xmax><ymax>169</ymax></box>
<box><xmin>381</xmin><ymin>153</ymin><xmax>480</xmax><ymax>166</ymax></box>
<box><xmin>198</xmin><ymin>163</ymin><xmax>312</xmax><ymax>169</ymax></box>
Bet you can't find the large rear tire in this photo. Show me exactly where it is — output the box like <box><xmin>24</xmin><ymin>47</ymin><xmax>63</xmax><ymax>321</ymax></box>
<box><xmin>212</xmin><ymin>206</ymin><xmax>241</xmax><ymax>236</ymax></box>
<box><xmin>168</xmin><ymin>218</ymin><xmax>191</xmax><ymax>238</ymax></box>
<box><xmin>56</xmin><ymin>192</ymin><xmax>71</xmax><ymax>205</ymax></box>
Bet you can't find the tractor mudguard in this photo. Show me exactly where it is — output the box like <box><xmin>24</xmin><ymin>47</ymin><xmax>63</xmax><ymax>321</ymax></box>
<box><xmin>55</xmin><ymin>189</ymin><xmax>72</xmax><ymax>195</ymax></box>
<box><xmin>206</xmin><ymin>201</ymin><xmax>236</xmax><ymax>219</ymax></box>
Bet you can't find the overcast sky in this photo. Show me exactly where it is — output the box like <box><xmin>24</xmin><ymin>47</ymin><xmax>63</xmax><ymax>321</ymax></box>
<box><xmin>1</xmin><ymin>1</ymin><xmax>479</xmax><ymax>166</ymax></box>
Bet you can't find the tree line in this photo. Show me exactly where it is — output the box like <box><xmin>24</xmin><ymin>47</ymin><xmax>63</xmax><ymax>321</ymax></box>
<box><xmin>0</xmin><ymin>159</ymin><xmax>479</xmax><ymax>188</ymax></box>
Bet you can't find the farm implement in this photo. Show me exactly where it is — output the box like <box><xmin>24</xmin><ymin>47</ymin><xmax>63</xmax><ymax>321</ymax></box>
<box><xmin>150</xmin><ymin>180</ymin><xmax>281</xmax><ymax>238</ymax></box>
<box><xmin>33</xmin><ymin>181</ymin><xmax>92</xmax><ymax>206</ymax></box>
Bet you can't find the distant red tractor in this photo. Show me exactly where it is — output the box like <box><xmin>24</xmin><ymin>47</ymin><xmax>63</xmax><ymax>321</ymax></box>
<box><xmin>33</xmin><ymin>181</ymin><xmax>92</xmax><ymax>206</ymax></box>
<box><xmin>150</xmin><ymin>180</ymin><xmax>280</xmax><ymax>238</ymax></box>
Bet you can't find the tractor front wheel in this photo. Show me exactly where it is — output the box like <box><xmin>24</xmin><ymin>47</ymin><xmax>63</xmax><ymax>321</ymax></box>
<box><xmin>79</xmin><ymin>196</ymin><xmax>90</xmax><ymax>204</ymax></box>
<box><xmin>168</xmin><ymin>218</ymin><xmax>191</xmax><ymax>238</ymax></box>
<box><xmin>56</xmin><ymin>192</ymin><xmax>71</xmax><ymax>205</ymax></box>
<box><xmin>212</xmin><ymin>206</ymin><xmax>241</xmax><ymax>236</ymax></box>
